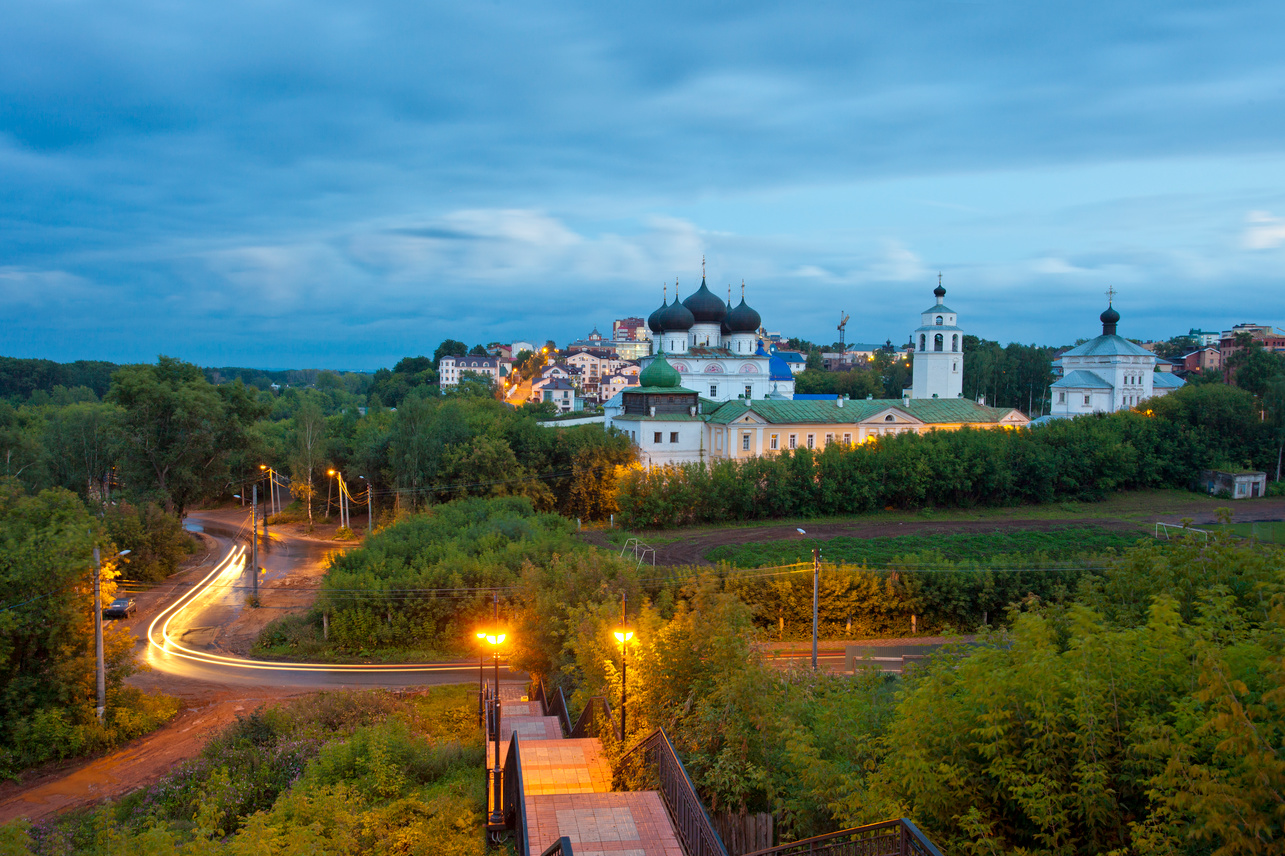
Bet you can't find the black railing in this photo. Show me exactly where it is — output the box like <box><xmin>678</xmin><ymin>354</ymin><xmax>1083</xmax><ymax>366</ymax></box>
<box><xmin>741</xmin><ymin>819</ymin><xmax>944</xmax><ymax>856</ymax></box>
<box><xmin>502</xmin><ymin>732</ymin><xmax>531</xmax><ymax>854</ymax></box>
<box><xmin>539</xmin><ymin>837</ymin><xmax>574</xmax><ymax>856</ymax></box>
<box><xmin>621</xmin><ymin>728</ymin><xmax>729</xmax><ymax>856</ymax></box>
<box><xmin>536</xmin><ymin>679</ymin><xmax>575</xmax><ymax>737</ymax></box>
<box><xmin>570</xmin><ymin>696</ymin><xmax>620</xmax><ymax>742</ymax></box>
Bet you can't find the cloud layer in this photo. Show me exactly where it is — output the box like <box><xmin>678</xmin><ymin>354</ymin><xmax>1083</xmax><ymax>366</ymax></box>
<box><xmin>2</xmin><ymin>1</ymin><xmax>1284</xmax><ymax>367</ymax></box>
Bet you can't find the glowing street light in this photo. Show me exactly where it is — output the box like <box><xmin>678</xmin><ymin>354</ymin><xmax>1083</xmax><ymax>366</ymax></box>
<box><xmin>613</xmin><ymin>591</ymin><xmax>634</xmax><ymax>739</ymax></box>
<box><xmin>482</xmin><ymin>596</ymin><xmax>507</xmax><ymax>828</ymax></box>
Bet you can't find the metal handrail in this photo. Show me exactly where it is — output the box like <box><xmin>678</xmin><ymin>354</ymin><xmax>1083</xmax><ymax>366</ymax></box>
<box><xmin>741</xmin><ymin>818</ymin><xmax>944</xmax><ymax>856</ymax></box>
<box><xmin>540</xmin><ymin>837</ymin><xmax>574</xmax><ymax>856</ymax></box>
<box><xmin>570</xmin><ymin>695</ymin><xmax>620</xmax><ymax>742</ymax></box>
<box><xmin>620</xmin><ymin>728</ymin><xmax>729</xmax><ymax>856</ymax></box>
<box><xmin>533</xmin><ymin>678</ymin><xmax>575</xmax><ymax>737</ymax></box>
<box><xmin>502</xmin><ymin>732</ymin><xmax>531</xmax><ymax>855</ymax></box>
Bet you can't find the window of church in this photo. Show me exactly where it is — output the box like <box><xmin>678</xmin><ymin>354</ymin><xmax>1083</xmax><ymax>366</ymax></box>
<box><xmin>744</xmin><ymin>385</ymin><xmax>752</xmax><ymax>399</ymax></box>
<box><xmin>934</xmin><ymin>334</ymin><xmax>943</xmax><ymax>351</ymax></box>
<box><xmin>742</xmin><ymin>433</ymin><xmax>751</xmax><ymax>451</ymax></box>
<box><xmin>936</xmin><ymin>316</ymin><xmax>943</xmax><ymax>325</ymax></box>
<box><xmin>670</xmin><ymin>432</ymin><xmax>679</xmax><ymax>443</ymax></box>
<box><xmin>1083</xmin><ymin>395</ymin><xmax>1091</xmax><ymax>405</ymax></box>
<box><xmin>952</xmin><ymin>335</ymin><xmax>959</xmax><ymax>351</ymax></box>
<box><xmin>654</xmin><ymin>432</ymin><xmax>662</xmax><ymax>443</ymax></box>
<box><xmin>710</xmin><ymin>385</ymin><xmax>717</xmax><ymax>397</ymax></box>
<box><xmin>1058</xmin><ymin>392</ymin><xmax>1065</xmax><ymax>403</ymax></box>
<box><xmin>919</xmin><ymin>334</ymin><xmax>926</xmax><ymax>351</ymax></box>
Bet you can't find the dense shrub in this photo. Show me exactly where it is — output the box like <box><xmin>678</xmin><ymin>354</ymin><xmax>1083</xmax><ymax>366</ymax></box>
<box><xmin>618</xmin><ymin>392</ymin><xmax>1277</xmax><ymax>528</ymax></box>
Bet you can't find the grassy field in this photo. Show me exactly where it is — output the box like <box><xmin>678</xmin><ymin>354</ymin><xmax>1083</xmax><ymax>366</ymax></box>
<box><xmin>611</xmin><ymin>488</ymin><xmax>1242</xmax><ymax>540</ymax></box>
<box><xmin>1211</xmin><ymin>520</ymin><xmax>1285</xmax><ymax>544</ymax></box>
<box><xmin>707</xmin><ymin>525</ymin><xmax>1153</xmax><ymax>568</ymax></box>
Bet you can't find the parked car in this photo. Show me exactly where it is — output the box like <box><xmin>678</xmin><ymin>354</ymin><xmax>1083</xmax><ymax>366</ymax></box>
<box><xmin>103</xmin><ymin>597</ymin><xmax>137</xmax><ymax>619</ymax></box>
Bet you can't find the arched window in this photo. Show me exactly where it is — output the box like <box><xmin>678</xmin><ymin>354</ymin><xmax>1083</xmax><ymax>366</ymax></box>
<box><xmin>936</xmin><ymin>316</ymin><xmax>944</xmax><ymax>325</ymax></box>
<box><xmin>952</xmin><ymin>334</ymin><xmax>959</xmax><ymax>351</ymax></box>
<box><xmin>934</xmin><ymin>333</ymin><xmax>944</xmax><ymax>352</ymax></box>
<box><xmin>884</xmin><ymin>414</ymin><xmax>895</xmax><ymax>422</ymax></box>
<box><xmin>919</xmin><ymin>334</ymin><xmax>926</xmax><ymax>351</ymax></box>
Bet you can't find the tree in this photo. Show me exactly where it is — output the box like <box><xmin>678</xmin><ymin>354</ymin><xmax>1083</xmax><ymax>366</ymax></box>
<box><xmin>431</xmin><ymin>340</ymin><xmax>467</xmax><ymax>368</ymax></box>
<box><xmin>108</xmin><ymin>357</ymin><xmax>267</xmax><ymax>516</ymax></box>
<box><xmin>1265</xmin><ymin>378</ymin><xmax>1285</xmax><ymax>481</ymax></box>
<box><xmin>468</xmin><ymin>344</ymin><xmax>489</xmax><ymax>356</ymax></box>
<box><xmin>41</xmin><ymin>401</ymin><xmax>121</xmax><ymax>498</ymax></box>
<box><xmin>0</xmin><ymin>481</ymin><xmax>137</xmax><ymax>771</ymax></box>
<box><xmin>1226</xmin><ymin>342</ymin><xmax>1285</xmax><ymax>397</ymax></box>
<box><xmin>0</xmin><ymin>402</ymin><xmax>44</xmax><ymax>484</ymax></box>
<box><xmin>289</xmin><ymin>398</ymin><xmax>327</xmax><ymax>529</ymax></box>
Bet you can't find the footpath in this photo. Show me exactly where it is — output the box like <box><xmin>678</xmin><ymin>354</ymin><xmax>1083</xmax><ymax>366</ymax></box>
<box><xmin>491</xmin><ymin>685</ymin><xmax>683</xmax><ymax>856</ymax></box>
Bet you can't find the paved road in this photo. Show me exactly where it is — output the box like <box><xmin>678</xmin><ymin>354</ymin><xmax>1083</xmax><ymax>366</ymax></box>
<box><xmin>141</xmin><ymin>513</ymin><xmax>521</xmax><ymax>689</ymax></box>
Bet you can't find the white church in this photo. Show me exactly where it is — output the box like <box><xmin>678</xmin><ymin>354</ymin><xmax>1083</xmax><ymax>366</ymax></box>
<box><xmin>1049</xmin><ymin>297</ymin><xmax>1185</xmax><ymax>417</ymax></box>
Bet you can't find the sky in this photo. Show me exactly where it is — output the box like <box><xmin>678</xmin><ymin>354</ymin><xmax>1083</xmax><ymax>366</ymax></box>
<box><xmin>3</xmin><ymin>1</ymin><xmax>1285</xmax><ymax>371</ymax></box>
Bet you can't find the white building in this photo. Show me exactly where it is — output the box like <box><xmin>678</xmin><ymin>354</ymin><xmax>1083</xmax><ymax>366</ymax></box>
<box><xmin>910</xmin><ymin>279</ymin><xmax>964</xmax><ymax>400</ymax></box>
<box><xmin>439</xmin><ymin>355</ymin><xmax>509</xmax><ymax>388</ymax></box>
<box><xmin>642</xmin><ymin>277</ymin><xmax>794</xmax><ymax>402</ymax></box>
<box><xmin>1050</xmin><ymin>301</ymin><xmax>1185</xmax><ymax>416</ymax></box>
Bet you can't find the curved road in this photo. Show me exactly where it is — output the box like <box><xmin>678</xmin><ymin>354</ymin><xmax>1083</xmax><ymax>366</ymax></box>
<box><xmin>143</xmin><ymin>512</ymin><xmax>520</xmax><ymax>688</ymax></box>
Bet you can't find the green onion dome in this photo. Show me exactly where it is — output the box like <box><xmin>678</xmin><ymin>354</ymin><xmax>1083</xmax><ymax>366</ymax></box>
<box><xmin>639</xmin><ymin>352</ymin><xmax>682</xmax><ymax>388</ymax></box>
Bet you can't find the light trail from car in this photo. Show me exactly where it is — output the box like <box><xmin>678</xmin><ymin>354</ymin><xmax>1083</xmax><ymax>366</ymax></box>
<box><xmin>145</xmin><ymin>542</ymin><xmax>501</xmax><ymax>675</ymax></box>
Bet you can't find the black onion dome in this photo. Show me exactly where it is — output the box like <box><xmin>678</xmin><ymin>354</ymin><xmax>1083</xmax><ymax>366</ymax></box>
<box><xmin>659</xmin><ymin>295</ymin><xmax>695</xmax><ymax>331</ymax></box>
<box><xmin>726</xmin><ymin>297</ymin><xmax>761</xmax><ymax>333</ymax></box>
<box><xmin>1100</xmin><ymin>303</ymin><xmax>1120</xmax><ymax>335</ymax></box>
<box><xmin>682</xmin><ymin>277</ymin><xmax>728</xmax><ymax>325</ymax></box>
<box><xmin>934</xmin><ymin>282</ymin><xmax>947</xmax><ymax>299</ymax></box>
<box><xmin>647</xmin><ymin>295</ymin><xmax>668</xmax><ymax>333</ymax></box>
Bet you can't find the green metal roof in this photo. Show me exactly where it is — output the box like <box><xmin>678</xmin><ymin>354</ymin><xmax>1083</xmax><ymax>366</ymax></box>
<box><xmin>900</xmin><ymin>399</ymin><xmax>1025</xmax><ymax>424</ymax></box>
<box><xmin>625</xmin><ymin>385</ymin><xmax>697</xmax><ymax>395</ymax></box>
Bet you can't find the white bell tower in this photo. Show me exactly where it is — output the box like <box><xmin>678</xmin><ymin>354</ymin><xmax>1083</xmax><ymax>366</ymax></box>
<box><xmin>910</xmin><ymin>275</ymin><xmax>965</xmax><ymax>400</ymax></box>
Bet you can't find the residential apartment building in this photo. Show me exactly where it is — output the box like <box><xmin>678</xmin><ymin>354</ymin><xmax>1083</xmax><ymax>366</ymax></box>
<box><xmin>439</xmin><ymin>355</ymin><xmax>510</xmax><ymax>388</ymax></box>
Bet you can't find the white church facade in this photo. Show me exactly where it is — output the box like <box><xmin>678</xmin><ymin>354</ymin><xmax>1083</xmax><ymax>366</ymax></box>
<box><xmin>1050</xmin><ymin>300</ymin><xmax>1185</xmax><ymax>417</ymax></box>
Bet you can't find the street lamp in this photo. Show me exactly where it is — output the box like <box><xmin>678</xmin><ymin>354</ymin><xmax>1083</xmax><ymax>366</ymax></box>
<box><xmin>613</xmin><ymin>627</ymin><xmax>634</xmax><ymax>739</ymax></box>
<box><xmin>483</xmin><ymin>625</ymin><xmax>507</xmax><ymax>827</ymax></box>
<box><xmin>358</xmin><ymin>475</ymin><xmax>373</xmax><ymax>536</ymax></box>
<box><xmin>475</xmin><ymin>630</ymin><xmax>487</xmax><ymax>726</ymax></box>
<box><xmin>92</xmin><ymin>545</ymin><xmax>130</xmax><ymax>721</ymax></box>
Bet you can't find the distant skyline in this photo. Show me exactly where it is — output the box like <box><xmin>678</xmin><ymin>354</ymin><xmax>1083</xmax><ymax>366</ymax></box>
<box><xmin>3</xmin><ymin>2</ymin><xmax>1284</xmax><ymax>371</ymax></box>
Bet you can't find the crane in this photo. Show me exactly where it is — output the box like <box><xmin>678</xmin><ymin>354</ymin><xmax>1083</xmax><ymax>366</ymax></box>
<box><xmin>837</xmin><ymin>312</ymin><xmax>850</xmax><ymax>350</ymax></box>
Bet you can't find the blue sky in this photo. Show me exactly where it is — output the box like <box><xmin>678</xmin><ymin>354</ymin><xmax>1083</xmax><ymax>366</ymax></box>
<box><xmin>3</xmin><ymin>1</ymin><xmax>1284</xmax><ymax>370</ymax></box>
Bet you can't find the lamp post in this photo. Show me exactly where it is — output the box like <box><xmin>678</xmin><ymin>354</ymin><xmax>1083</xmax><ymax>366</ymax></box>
<box><xmin>483</xmin><ymin>594</ymin><xmax>506</xmax><ymax>828</ymax></box>
<box><xmin>475</xmin><ymin>630</ymin><xmax>487</xmax><ymax>726</ymax></box>
<box><xmin>613</xmin><ymin>592</ymin><xmax>634</xmax><ymax>739</ymax></box>
<box><xmin>359</xmin><ymin>475</ymin><xmax>373</xmax><ymax>536</ymax></box>
<box><xmin>92</xmin><ymin>545</ymin><xmax>130</xmax><ymax>721</ymax></box>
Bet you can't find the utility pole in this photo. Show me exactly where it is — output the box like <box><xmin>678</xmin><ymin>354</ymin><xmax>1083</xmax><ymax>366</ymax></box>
<box><xmin>92</xmin><ymin>543</ymin><xmax>106</xmax><ymax>722</ymax></box>
<box><xmin>251</xmin><ymin>483</ymin><xmax>259</xmax><ymax>601</ymax></box>
<box><xmin>812</xmin><ymin>546</ymin><xmax>820</xmax><ymax>670</ymax></box>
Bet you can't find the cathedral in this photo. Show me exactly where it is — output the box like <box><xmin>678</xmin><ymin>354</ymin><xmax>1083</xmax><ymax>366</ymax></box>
<box><xmin>641</xmin><ymin>272</ymin><xmax>795</xmax><ymax>401</ymax></box>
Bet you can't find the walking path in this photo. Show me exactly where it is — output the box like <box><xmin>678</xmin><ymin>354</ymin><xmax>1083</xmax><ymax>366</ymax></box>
<box><xmin>491</xmin><ymin>686</ymin><xmax>684</xmax><ymax>856</ymax></box>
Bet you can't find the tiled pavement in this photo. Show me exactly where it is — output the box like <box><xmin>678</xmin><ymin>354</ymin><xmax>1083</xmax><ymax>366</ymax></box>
<box><xmin>489</xmin><ymin>691</ymin><xmax>685</xmax><ymax>856</ymax></box>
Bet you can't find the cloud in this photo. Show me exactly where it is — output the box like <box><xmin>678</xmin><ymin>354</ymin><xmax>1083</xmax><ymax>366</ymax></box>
<box><xmin>1242</xmin><ymin>210</ymin><xmax>1285</xmax><ymax>250</ymax></box>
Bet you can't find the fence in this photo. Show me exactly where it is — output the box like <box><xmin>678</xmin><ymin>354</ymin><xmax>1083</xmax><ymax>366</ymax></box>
<box><xmin>501</xmin><ymin>732</ymin><xmax>530</xmax><ymax>852</ymax></box>
<box><xmin>621</xmin><ymin>728</ymin><xmax>730</xmax><ymax>856</ymax></box>
<box><xmin>741</xmin><ymin>819</ymin><xmax>943</xmax><ymax>856</ymax></box>
<box><xmin>713</xmin><ymin>812</ymin><xmax>774</xmax><ymax>855</ymax></box>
